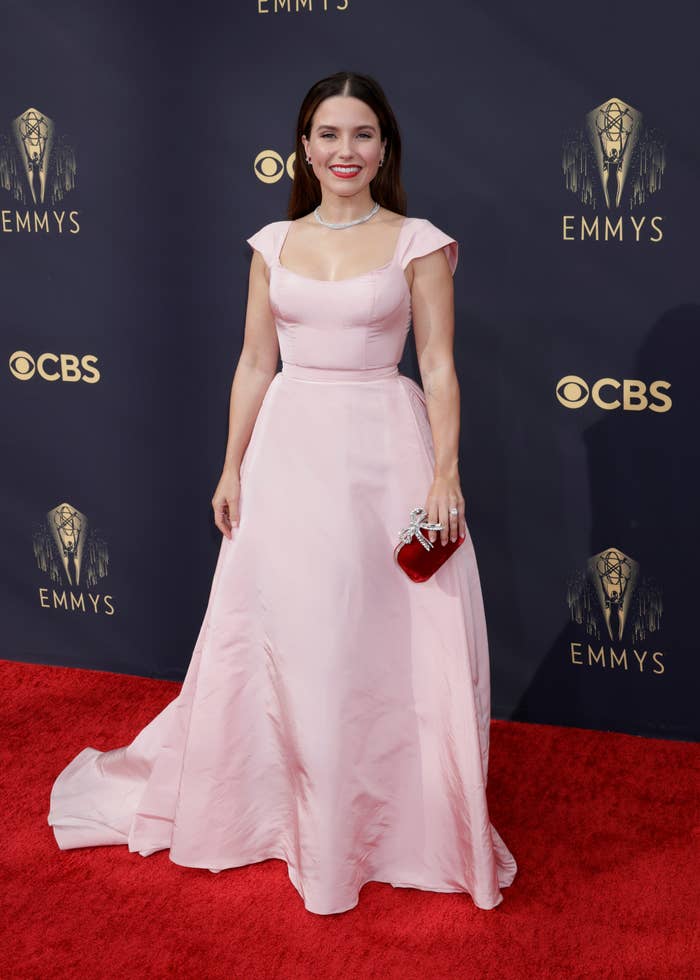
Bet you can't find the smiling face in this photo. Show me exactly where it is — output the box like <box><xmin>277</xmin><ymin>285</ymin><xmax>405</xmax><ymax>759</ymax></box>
<box><xmin>301</xmin><ymin>95</ymin><xmax>386</xmax><ymax>201</ymax></box>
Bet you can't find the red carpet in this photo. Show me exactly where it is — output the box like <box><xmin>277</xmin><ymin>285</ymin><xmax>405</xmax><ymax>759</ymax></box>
<box><xmin>2</xmin><ymin>658</ymin><xmax>698</xmax><ymax>979</ymax></box>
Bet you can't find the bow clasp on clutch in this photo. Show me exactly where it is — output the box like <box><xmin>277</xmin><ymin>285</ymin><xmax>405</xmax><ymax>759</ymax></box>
<box><xmin>397</xmin><ymin>506</ymin><xmax>444</xmax><ymax>552</ymax></box>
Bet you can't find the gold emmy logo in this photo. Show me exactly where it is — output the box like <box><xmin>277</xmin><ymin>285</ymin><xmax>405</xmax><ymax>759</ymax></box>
<box><xmin>32</xmin><ymin>502</ymin><xmax>114</xmax><ymax>613</ymax></box>
<box><xmin>253</xmin><ymin>1</ymin><xmax>349</xmax><ymax>16</ymax></box>
<box><xmin>563</xmin><ymin>97</ymin><xmax>665</xmax><ymax>210</ymax></box>
<box><xmin>0</xmin><ymin>107</ymin><xmax>80</xmax><ymax>234</ymax></box>
<box><xmin>1</xmin><ymin>107</ymin><xmax>76</xmax><ymax>205</ymax></box>
<box><xmin>561</xmin><ymin>97</ymin><xmax>666</xmax><ymax>242</ymax></box>
<box><xmin>566</xmin><ymin>547</ymin><xmax>664</xmax><ymax>673</ymax></box>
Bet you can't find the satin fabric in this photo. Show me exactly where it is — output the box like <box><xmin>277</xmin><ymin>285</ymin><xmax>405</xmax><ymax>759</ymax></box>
<box><xmin>47</xmin><ymin>217</ymin><xmax>517</xmax><ymax>914</ymax></box>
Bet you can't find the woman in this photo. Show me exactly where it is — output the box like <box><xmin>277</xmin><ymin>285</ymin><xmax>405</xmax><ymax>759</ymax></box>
<box><xmin>48</xmin><ymin>71</ymin><xmax>517</xmax><ymax>915</ymax></box>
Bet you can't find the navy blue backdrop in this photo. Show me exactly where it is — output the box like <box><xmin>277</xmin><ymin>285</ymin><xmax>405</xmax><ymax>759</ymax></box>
<box><xmin>1</xmin><ymin>0</ymin><xmax>698</xmax><ymax>741</ymax></box>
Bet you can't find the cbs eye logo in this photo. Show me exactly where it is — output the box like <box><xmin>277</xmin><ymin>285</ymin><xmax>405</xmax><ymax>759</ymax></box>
<box><xmin>9</xmin><ymin>351</ymin><xmax>100</xmax><ymax>383</ymax></box>
<box><xmin>556</xmin><ymin>375</ymin><xmax>672</xmax><ymax>412</ymax></box>
<box><xmin>254</xmin><ymin>150</ymin><xmax>297</xmax><ymax>184</ymax></box>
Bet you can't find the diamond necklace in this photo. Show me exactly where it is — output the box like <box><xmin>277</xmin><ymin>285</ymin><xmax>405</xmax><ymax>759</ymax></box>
<box><xmin>313</xmin><ymin>200</ymin><xmax>380</xmax><ymax>229</ymax></box>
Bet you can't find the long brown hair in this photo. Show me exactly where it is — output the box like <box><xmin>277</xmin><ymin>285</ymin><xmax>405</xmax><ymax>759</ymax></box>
<box><xmin>287</xmin><ymin>72</ymin><xmax>407</xmax><ymax>220</ymax></box>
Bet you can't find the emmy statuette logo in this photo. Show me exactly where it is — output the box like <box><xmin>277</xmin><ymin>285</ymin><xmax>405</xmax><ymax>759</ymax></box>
<box><xmin>0</xmin><ymin>107</ymin><xmax>80</xmax><ymax>234</ymax></box>
<box><xmin>32</xmin><ymin>502</ymin><xmax>114</xmax><ymax>614</ymax></box>
<box><xmin>561</xmin><ymin>97</ymin><xmax>666</xmax><ymax>243</ymax></box>
<box><xmin>566</xmin><ymin>547</ymin><xmax>664</xmax><ymax>674</ymax></box>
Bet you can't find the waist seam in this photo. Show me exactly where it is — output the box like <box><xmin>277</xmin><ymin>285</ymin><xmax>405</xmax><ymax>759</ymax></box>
<box><xmin>281</xmin><ymin>362</ymin><xmax>399</xmax><ymax>383</ymax></box>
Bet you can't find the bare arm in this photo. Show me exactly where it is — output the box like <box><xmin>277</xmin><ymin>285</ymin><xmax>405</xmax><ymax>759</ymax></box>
<box><xmin>212</xmin><ymin>249</ymin><xmax>279</xmax><ymax>537</ymax></box>
<box><xmin>408</xmin><ymin>249</ymin><xmax>467</xmax><ymax>545</ymax></box>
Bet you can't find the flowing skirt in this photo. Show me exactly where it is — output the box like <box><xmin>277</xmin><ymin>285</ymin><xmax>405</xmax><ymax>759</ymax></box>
<box><xmin>48</xmin><ymin>363</ymin><xmax>517</xmax><ymax>914</ymax></box>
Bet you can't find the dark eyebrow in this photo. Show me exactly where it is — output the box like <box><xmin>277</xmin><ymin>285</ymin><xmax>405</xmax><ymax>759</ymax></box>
<box><xmin>315</xmin><ymin>123</ymin><xmax>377</xmax><ymax>132</ymax></box>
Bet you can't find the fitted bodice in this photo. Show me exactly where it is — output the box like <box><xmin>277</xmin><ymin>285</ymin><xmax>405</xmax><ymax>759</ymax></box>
<box><xmin>246</xmin><ymin>217</ymin><xmax>458</xmax><ymax>371</ymax></box>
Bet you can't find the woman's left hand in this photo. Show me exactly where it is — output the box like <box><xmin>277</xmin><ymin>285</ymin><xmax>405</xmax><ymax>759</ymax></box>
<box><xmin>424</xmin><ymin>472</ymin><xmax>467</xmax><ymax>545</ymax></box>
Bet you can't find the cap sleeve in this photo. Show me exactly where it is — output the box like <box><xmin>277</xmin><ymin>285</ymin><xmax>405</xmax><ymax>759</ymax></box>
<box><xmin>246</xmin><ymin>221</ymin><xmax>282</xmax><ymax>269</ymax></box>
<box><xmin>399</xmin><ymin>218</ymin><xmax>458</xmax><ymax>276</ymax></box>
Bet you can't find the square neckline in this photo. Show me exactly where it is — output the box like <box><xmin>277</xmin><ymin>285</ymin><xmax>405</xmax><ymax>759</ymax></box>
<box><xmin>275</xmin><ymin>216</ymin><xmax>410</xmax><ymax>283</ymax></box>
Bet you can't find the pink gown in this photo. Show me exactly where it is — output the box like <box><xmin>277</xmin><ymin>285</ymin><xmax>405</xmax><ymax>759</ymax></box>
<box><xmin>47</xmin><ymin>216</ymin><xmax>518</xmax><ymax>914</ymax></box>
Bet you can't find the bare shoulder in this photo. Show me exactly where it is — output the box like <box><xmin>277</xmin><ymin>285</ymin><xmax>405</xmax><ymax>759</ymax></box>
<box><xmin>376</xmin><ymin>208</ymin><xmax>407</xmax><ymax>226</ymax></box>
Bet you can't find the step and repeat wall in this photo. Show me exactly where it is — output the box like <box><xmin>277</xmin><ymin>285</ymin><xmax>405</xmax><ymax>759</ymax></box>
<box><xmin>1</xmin><ymin>1</ymin><xmax>698</xmax><ymax>742</ymax></box>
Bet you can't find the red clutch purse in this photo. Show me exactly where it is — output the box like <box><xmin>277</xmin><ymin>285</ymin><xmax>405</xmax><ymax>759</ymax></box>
<box><xmin>394</xmin><ymin>506</ymin><xmax>465</xmax><ymax>583</ymax></box>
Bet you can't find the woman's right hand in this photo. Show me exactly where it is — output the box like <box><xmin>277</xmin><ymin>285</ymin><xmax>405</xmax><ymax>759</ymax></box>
<box><xmin>212</xmin><ymin>466</ymin><xmax>241</xmax><ymax>539</ymax></box>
